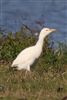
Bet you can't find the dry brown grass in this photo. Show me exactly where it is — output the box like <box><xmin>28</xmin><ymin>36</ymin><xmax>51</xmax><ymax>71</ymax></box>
<box><xmin>0</xmin><ymin>62</ymin><xmax>67</xmax><ymax>100</ymax></box>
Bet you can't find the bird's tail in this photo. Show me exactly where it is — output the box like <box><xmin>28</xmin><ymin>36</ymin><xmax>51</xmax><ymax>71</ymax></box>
<box><xmin>11</xmin><ymin>62</ymin><xmax>18</xmax><ymax>67</ymax></box>
<box><xmin>11</xmin><ymin>61</ymin><xmax>16</xmax><ymax>67</ymax></box>
<box><xmin>11</xmin><ymin>60</ymin><xmax>17</xmax><ymax>67</ymax></box>
<box><xmin>11</xmin><ymin>63</ymin><xmax>14</xmax><ymax>67</ymax></box>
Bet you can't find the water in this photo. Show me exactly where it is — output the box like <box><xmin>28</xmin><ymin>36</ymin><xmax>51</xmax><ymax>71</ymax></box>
<box><xmin>0</xmin><ymin>0</ymin><xmax>67</xmax><ymax>45</ymax></box>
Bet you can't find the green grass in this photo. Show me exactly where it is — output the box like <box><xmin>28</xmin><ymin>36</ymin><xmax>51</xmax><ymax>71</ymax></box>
<box><xmin>0</xmin><ymin>29</ymin><xmax>67</xmax><ymax>100</ymax></box>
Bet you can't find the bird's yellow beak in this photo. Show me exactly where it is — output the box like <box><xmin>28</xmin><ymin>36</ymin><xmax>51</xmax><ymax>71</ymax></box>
<box><xmin>50</xmin><ymin>28</ymin><xmax>56</xmax><ymax>32</ymax></box>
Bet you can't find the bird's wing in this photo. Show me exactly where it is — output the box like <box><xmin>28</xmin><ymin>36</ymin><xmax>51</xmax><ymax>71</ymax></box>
<box><xmin>12</xmin><ymin>46</ymin><xmax>36</xmax><ymax>65</ymax></box>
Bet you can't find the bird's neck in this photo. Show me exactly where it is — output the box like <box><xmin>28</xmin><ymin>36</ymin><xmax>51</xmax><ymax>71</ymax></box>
<box><xmin>36</xmin><ymin>36</ymin><xmax>44</xmax><ymax>50</ymax></box>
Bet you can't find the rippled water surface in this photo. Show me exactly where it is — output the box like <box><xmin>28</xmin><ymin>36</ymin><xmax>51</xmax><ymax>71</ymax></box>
<box><xmin>0</xmin><ymin>0</ymin><xmax>67</xmax><ymax>44</ymax></box>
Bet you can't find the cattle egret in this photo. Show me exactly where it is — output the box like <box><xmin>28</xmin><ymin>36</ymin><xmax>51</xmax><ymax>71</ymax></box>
<box><xmin>11</xmin><ymin>28</ymin><xmax>56</xmax><ymax>71</ymax></box>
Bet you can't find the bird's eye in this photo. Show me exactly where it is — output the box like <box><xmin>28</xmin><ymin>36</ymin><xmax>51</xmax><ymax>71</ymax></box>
<box><xmin>46</xmin><ymin>29</ymin><xmax>48</xmax><ymax>31</ymax></box>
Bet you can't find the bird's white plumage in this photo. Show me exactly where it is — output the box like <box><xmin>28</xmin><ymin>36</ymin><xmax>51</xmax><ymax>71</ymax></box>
<box><xmin>11</xmin><ymin>28</ymin><xmax>56</xmax><ymax>71</ymax></box>
<box><xmin>11</xmin><ymin>45</ymin><xmax>42</xmax><ymax>70</ymax></box>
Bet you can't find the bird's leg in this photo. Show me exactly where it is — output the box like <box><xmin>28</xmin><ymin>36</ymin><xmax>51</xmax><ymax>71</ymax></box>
<box><xmin>24</xmin><ymin>65</ymin><xmax>30</xmax><ymax>78</ymax></box>
<box><xmin>27</xmin><ymin>65</ymin><xmax>30</xmax><ymax>71</ymax></box>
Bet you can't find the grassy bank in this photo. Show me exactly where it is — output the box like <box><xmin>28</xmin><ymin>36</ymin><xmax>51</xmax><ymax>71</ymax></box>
<box><xmin>0</xmin><ymin>28</ymin><xmax>67</xmax><ymax>100</ymax></box>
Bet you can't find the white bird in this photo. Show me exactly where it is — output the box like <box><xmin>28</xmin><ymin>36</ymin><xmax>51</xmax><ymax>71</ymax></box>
<box><xmin>11</xmin><ymin>28</ymin><xmax>56</xmax><ymax>71</ymax></box>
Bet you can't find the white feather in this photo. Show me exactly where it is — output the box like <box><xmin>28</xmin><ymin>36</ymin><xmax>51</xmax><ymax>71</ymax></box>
<box><xmin>11</xmin><ymin>28</ymin><xmax>56</xmax><ymax>71</ymax></box>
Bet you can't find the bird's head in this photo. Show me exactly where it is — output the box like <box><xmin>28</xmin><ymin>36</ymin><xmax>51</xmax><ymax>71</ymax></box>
<box><xmin>39</xmin><ymin>28</ymin><xmax>56</xmax><ymax>38</ymax></box>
